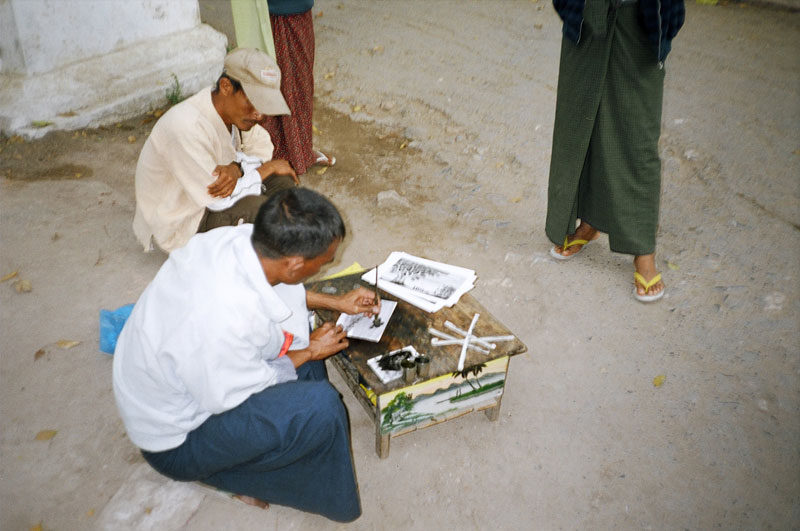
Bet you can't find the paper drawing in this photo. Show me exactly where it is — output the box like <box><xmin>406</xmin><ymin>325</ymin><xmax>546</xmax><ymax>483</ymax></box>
<box><xmin>336</xmin><ymin>300</ymin><xmax>397</xmax><ymax>342</ymax></box>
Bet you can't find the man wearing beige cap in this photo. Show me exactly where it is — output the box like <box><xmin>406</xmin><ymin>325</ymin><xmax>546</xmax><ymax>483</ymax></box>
<box><xmin>133</xmin><ymin>48</ymin><xmax>300</xmax><ymax>253</ymax></box>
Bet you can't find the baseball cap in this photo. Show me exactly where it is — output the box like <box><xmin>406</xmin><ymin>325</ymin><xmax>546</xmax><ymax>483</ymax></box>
<box><xmin>223</xmin><ymin>48</ymin><xmax>290</xmax><ymax>116</ymax></box>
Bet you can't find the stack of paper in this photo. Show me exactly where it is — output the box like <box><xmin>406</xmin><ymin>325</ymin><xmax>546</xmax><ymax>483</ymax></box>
<box><xmin>361</xmin><ymin>252</ymin><xmax>476</xmax><ymax>313</ymax></box>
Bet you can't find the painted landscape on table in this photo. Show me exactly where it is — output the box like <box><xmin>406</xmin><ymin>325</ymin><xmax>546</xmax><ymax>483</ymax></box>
<box><xmin>378</xmin><ymin>357</ymin><xmax>508</xmax><ymax>434</ymax></box>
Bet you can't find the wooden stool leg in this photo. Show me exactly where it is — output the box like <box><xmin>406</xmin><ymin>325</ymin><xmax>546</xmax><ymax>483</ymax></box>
<box><xmin>484</xmin><ymin>405</ymin><xmax>501</xmax><ymax>421</ymax></box>
<box><xmin>376</xmin><ymin>430</ymin><xmax>390</xmax><ymax>458</ymax></box>
<box><xmin>484</xmin><ymin>395</ymin><xmax>503</xmax><ymax>421</ymax></box>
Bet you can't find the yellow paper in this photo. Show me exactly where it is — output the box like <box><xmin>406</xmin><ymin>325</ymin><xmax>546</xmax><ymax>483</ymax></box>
<box><xmin>321</xmin><ymin>262</ymin><xmax>365</xmax><ymax>280</ymax></box>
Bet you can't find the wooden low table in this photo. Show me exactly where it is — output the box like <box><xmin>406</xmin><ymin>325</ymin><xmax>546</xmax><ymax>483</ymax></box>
<box><xmin>307</xmin><ymin>273</ymin><xmax>527</xmax><ymax>458</ymax></box>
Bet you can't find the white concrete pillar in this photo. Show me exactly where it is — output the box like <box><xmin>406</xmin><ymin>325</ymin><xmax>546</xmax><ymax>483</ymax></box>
<box><xmin>0</xmin><ymin>0</ymin><xmax>228</xmax><ymax>138</ymax></box>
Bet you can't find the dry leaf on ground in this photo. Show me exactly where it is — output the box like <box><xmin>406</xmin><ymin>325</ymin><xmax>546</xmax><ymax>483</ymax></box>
<box><xmin>1</xmin><ymin>270</ymin><xmax>18</xmax><ymax>282</ymax></box>
<box><xmin>14</xmin><ymin>279</ymin><xmax>32</xmax><ymax>293</ymax></box>
<box><xmin>56</xmin><ymin>340</ymin><xmax>81</xmax><ymax>349</ymax></box>
<box><xmin>653</xmin><ymin>374</ymin><xmax>666</xmax><ymax>387</ymax></box>
<box><xmin>35</xmin><ymin>429</ymin><xmax>57</xmax><ymax>441</ymax></box>
<box><xmin>34</xmin><ymin>349</ymin><xmax>45</xmax><ymax>361</ymax></box>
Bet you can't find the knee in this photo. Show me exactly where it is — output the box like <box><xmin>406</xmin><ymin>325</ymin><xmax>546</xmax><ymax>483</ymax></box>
<box><xmin>310</xmin><ymin>383</ymin><xmax>344</xmax><ymax>416</ymax></box>
<box><xmin>296</xmin><ymin>359</ymin><xmax>328</xmax><ymax>381</ymax></box>
<box><xmin>304</xmin><ymin>383</ymin><xmax>348</xmax><ymax>434</ymax></box>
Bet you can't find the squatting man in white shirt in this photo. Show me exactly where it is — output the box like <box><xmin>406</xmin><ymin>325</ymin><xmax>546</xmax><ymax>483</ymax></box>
<box><xmin>113</xmin><ymin>188</ymin><xmax>379</xmax><ymax>522</ymax></box>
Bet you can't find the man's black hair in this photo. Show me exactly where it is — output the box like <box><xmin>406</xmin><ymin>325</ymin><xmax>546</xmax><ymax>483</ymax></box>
<box><xmin>214</xmin><ymin>72</ymin><xmax>243</xmax><ymax>93</ymax></box>
<box><xmin>251</xmin><ymin>188</ymin><xmax>346</xmax><ymax>259</ymax></box>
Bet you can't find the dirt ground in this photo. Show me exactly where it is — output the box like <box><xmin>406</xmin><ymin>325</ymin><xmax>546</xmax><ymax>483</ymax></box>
<box><xmin>1</xmin><ymin>1</ymin><xmax>798</xmax><ymax>529</ymax></box>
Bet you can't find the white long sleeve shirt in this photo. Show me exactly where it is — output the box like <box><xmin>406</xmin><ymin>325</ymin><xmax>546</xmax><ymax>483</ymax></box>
<box><xmin>206</xmin><ymin>150</ymin><xmax>265</xmax><ymax>212</ymax></box>
<box><xmin>113</xmin><ymin>224</ymin><xmax>309</xmax><ymax>452</ymax></box>
<box><xmin>132</xmin><ymin>87</ymin><xmax>274</xmax><ymax>252</ymax></box>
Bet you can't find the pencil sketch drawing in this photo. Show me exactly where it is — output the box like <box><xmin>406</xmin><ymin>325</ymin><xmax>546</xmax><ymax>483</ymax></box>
<box><xmin>383</xmin><ymin>258</ymin><xmax>462</xmax><ymax>300</ymax></box>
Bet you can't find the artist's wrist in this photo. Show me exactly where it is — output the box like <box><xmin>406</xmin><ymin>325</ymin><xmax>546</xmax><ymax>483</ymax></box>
<box><xmin>286</xmin><ymin>348</ymin><xmax>311</xmax><ymax>369</ymax></box>
<box><xmin>322</xmin><ymin>293</ymin><xmax>345</xmax><ymax>313</ymax></box>
<box><xmin>307</xmin><ymin>290</ymin><xmax>340</xmax><ymax>312</ymax></box>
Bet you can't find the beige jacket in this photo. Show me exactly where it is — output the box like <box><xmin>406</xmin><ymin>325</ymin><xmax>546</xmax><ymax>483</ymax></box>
<box><xmin>132</xmin><ymin>87</ymin><xmax>274</xmax><ymax>252</ymax></box>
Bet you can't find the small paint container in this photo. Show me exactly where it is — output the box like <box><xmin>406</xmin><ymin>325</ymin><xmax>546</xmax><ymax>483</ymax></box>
<box><xmin>415</xmin><ymin>356</ymin><xmax>431</xmax><ymax>379</ymax></box>
<box><xmin>401</xmin><ymin>359</ymin><xmax>417</xmax><ymax>385</ymax></box>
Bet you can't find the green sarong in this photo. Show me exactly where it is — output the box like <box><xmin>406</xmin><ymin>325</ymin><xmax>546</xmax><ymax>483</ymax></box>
<box><xmin>545</xmin><ymin>0</ymin><xmax>665</xmax><ymax>256</ymax></box>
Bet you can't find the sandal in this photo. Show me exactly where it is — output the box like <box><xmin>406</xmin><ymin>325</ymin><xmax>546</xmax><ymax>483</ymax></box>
<box><xmin>313</xmin><ymin>150</ymin><xmax>336</xmax><ymax>167</ymax></box>
<box><xmin>550</xmin><ymin>235</ymin><xmax>590</xmax><ymax>261</ymax></box>
<box><xmin>633</xmin><ymin>272</ymin><xmax>665</xmax><ymax>303</ymax></box>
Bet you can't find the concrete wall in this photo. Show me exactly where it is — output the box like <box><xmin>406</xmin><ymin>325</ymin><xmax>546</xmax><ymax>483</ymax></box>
<box><xmin>0</xmin><ymin>0</ymin><xmax>227</xmax><ymax>137</ymax></box>
<box><xmin>1</xmin><ymin>0</ymin><xmax>200</xmax><ymax>75</ymax></box>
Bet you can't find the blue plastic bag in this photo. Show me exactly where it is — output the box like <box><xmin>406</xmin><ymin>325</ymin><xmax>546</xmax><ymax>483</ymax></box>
<box><xmin>99</xmin><ymin>303</ymin><xmax>135</xmax><ymax>354</ymax></box>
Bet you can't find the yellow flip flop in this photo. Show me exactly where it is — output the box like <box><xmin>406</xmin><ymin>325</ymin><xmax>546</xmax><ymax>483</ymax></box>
<box><xmin>633</xmin><ymin>272</ymin><xmax>664</xmax><ymax>302</ymax></box>
<box><xmin>550</xmin><ymin>235</ymin><xmax>589</xmax><ymax>261</ymax></box>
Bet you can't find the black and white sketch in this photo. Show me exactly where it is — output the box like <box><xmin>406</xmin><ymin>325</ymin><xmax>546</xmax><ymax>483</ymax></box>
<box><xmin>362</xmin><ymin>252</ymin><xmax>476</xmax><ymax>312</ymax></box>
<box><xmin>383</xmin><ymin>258</ymin><xmax>460</xmax><ymax>300</ymax></box>
<box><xmin>336</xmin><ymin>300</ymin><xmax>397</xmax><ymax>342</ymax></box>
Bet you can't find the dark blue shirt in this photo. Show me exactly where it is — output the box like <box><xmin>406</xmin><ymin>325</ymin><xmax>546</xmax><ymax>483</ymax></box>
<box><xmin>268</xmin><ymin>0</ymin><xmax>314</xmax><ymax>16</ymax></box>
<box><xmin>553</xmin><ymin>0</ymin><xmax>685</xmax><ymax>63</ymax></box>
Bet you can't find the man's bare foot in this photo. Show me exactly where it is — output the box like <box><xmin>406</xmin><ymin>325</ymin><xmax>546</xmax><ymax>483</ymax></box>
<box><xmin>233</xmin><ymin>494</ymin><xmax>269</xmax><ymax>509</ymax></box>
<box><xmin>551</xmin><ymin>221</ymin><xmax>600</xmax><ymax>259</ymax></box>
<box><xmin>633</xmin><ymin>253</ymin><xmax>665</xmax><ymax>300</ymax></box>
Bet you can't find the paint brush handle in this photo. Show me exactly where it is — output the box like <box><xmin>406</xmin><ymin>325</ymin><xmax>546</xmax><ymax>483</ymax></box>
<box><xmin>373</xmin><ymin>265</ymin><xmax>379</xmax><ymax>305</ymax></box>
<box><xmin>444</xmin><ymin>320</ymin><xmax>494</xmax><ymax>349</ymax></box>
<box><xmin>431</xmin><ymin>338</ymin><xmax>489</xmax><ymax>354</ymax></box>
<box><xmin>457</xmin><ymin>313</ymin><xmax>480</xmax><ymax>371</ymax></box>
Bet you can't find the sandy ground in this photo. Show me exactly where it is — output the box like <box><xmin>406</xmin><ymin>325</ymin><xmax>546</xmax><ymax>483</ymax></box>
<box><xmin>1</xmin><ymin>1</ymin><xmax>799</xmax><ymax>529</ymax></box>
